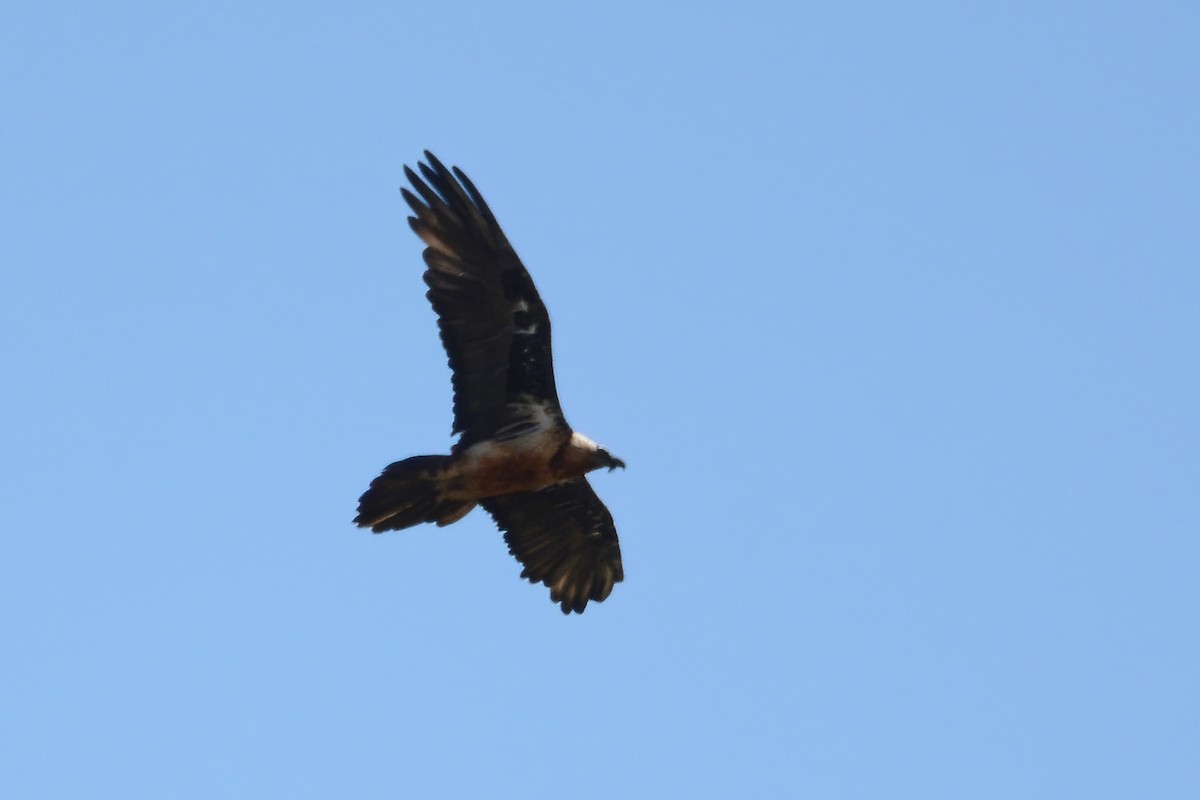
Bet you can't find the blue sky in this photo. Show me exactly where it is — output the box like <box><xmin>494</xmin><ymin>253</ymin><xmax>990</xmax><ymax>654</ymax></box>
<box><xmin>3</xmin><ymin>2</ymin><xmax>1198</xmax><ymax>797</ymax></box>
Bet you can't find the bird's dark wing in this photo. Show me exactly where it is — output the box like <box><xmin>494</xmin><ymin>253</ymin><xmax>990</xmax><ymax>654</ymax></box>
<box><xmin>403</xmin><ymin>152</ymin><xmax>561</xmax><ymax>446</ymax></box>
<box><xmin>481</xmin><ymin>480</ymin><xmax>623</xmax><ymax>614</ymax></box>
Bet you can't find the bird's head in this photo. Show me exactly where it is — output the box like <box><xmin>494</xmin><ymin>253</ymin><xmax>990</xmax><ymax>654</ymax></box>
<box><xmin>568</xmin><ymin>432</ymin><xmax>626</xmax><ymax>474</ymax></box>
<box><xmin>597</xmin><ymin>448</ymin><xmax>626</xmax><ymax>472</ymax></box>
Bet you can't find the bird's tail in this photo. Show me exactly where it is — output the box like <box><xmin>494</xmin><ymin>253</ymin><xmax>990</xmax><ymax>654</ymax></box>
<box><xmin>354</xmin><ymin>455</ymin><xmax>475</xmax><ymax>532</ymax></box>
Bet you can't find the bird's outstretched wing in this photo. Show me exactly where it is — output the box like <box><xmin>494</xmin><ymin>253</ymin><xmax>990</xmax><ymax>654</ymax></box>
<box><xmin>403</xmin><ymin>152</ymin><xmax>561</xmax><ymax>446</ymax></box>
<box><xmin>481</xmin><ymin>480</ymin><xmax>624</xmax><ymax>614</ymax></box>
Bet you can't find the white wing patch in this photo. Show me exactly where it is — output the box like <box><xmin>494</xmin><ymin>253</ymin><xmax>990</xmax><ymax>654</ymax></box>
<box><xmin>511</xmin><ymin>298</ymin><xmax>538</xmax><ymax>335</ymax></box>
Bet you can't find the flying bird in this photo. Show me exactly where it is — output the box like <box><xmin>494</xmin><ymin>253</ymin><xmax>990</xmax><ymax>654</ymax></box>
<box><xmin>354</xmin><ymin>152</ymin><xmax>625</xmax><ymax>614</ymax></box>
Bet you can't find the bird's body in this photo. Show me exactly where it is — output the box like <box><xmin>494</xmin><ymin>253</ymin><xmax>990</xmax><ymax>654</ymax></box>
<box><xmin>354</xmin><ymin>152</ymin><xmax>625</xmax><ymax>614</ymax></box>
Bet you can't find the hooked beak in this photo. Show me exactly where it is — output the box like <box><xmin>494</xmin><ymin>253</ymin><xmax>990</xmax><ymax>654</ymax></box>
<box><xmin>607</xmin><ymin>455</ymin><xmax>626</xmax><ymax>471</ymax></box>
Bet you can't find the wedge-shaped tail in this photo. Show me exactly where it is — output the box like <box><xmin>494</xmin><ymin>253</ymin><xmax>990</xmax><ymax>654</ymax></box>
<box><xmin>354</xmin><ymin>455</ymin><xmax>475</xmax><ymax>532</ymax></box>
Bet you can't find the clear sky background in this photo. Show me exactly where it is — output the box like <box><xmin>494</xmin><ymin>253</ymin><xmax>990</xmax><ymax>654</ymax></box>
<box><xmin>2</xmin><ymin>2</ymin><xmax>1198</xmax><ymax>798</ymax></box>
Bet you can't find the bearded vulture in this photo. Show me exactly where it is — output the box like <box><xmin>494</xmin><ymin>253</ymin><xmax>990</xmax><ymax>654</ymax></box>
<box><xmin>354</xmin><ymin>152</ymin><xmax>625</xmax><ymax>614</ymax></box>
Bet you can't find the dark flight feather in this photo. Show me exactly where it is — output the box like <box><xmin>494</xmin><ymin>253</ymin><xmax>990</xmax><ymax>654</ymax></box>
<box><xmin>404</xmin><ymin>152</ymin><xmax>560</xmax><ymax>446</ymax></box>
<box><xmin>481</xmin><ymin>480</ymin><xmax>624</xmax><ymax>614</ymax></box>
